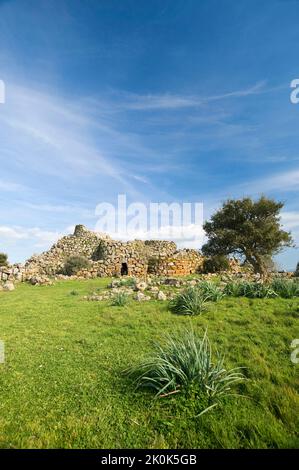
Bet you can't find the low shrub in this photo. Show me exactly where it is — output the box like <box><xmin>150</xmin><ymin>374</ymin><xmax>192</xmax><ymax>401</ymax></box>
<box><xmin>63</xmin><ymin>256</ymin><xmax>90</xmax><ymax>276</ymax></box>
<box><xmin>202</xmin><ymin>255</ymin><xmax>230</xmax><ymax>274</ymax></box>
<box><xmin>0</xmin><ymin>252</ymin><xmax>8</xmax><ymax>267</ymax></box>
<box><xmin>271</xmin><ymin>278</ymin><xmax>299</xmax><ymax>298</ymax></box>
<box><xmin>111</xmin><ymin>291</ymin><xmax>129</xmax><ymax>306</ymax></box>
<box><xmin>169</xmin><ymin>287</ymin><xmax>209</xmax><ymax>316</ymax></box>
<box><xmin>294</xmin><ymin>262</ymin><xmax>299</xmax><ymax>277</ymax></box>
<box><xmin>125</xmin><ymin>329</ymin><xmax>245</xmax><ymax>416</ymax></box>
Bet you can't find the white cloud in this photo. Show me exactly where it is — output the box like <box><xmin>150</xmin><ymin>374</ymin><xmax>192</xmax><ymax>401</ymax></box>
<box><xmin>280</xmin><ymin>211</ymin><xmax>299</xmax><ymax>247</ymax></box>
<box><xmin>281</xmin><ymin>211</ymin><xmax>299</xmax><ymax>230</ymax></box>
<box><xmin>0</xmin><ymin>225</ymin><xmax>67</xmax><ymax>245</ymax></box>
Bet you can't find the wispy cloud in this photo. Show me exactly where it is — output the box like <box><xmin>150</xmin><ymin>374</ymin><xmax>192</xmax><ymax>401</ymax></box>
<box><xmin>102</xmin><ymin>81</ymin><xmax>269</xmax><ymax>111</ymax></box>
<box><xmin>240</xmin><ymin>168</ymin><xmax>299</xmax><ymax>194</ymax></box>
<box><xmin>0</xmin><ymin>179</ymin><xmax>27</xmax><ymax>192</ymax></box>
<box><xmin>0</xmin><ymin>84</ymin><xmax>125</xmax><ymax>181</ymax></box>
<box><xmin>23</xmin><ymin>202</ymin><xmax>96</xmax><ymax>218</ymax></box>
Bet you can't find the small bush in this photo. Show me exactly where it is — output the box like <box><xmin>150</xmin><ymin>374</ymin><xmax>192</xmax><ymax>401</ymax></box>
<box><xmin>125</xmin><ymin>329</ymin><xmax>245</xmax><ymax>416</ymax></box>
<box><xmin>202</xmin><ymin>255</ymin><xmax>230</xmax><ymax>274</ymax></box>
<box><xmin>111</xmin><ymin>292</ymin><xmax>129</xmax><ymax>306</ymax></box>
<box><xmin>197</xmin><ymin>281</ymin><xmax>225</xmax><ymax>301</ymax></box>
<box><xmin>271</xmin><ymin>278</ymin><xmax>299</xmax><ymax>298</ymax></box>
<box><xmin>169</xmin><ymin>287</ymin><xmax>209</xmax><ymax>316</ymax></box>
<box><xmin>63</xmin><ymin>256</ymin><xmax>90</xmax><ymax>276</ymax></box>
<box><xmin>0</xmin><ymin>252</ymin><xmax>8</xmax><ymax>267</ymax></box>
<box><xmin>295</xmin><ymin>262</ymin><xmax>299</xmax><ymax>277</ymax></box>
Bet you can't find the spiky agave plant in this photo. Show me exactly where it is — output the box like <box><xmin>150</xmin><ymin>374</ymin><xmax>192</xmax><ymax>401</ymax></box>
<box><xmin>125</xmin><ymin>329</ymin><xmax>245</xmax><ymax>416</ymax></box>
<box><xmin>240</xmin><ymin>281</ymin><xmax>277</xmax><ymax>299</ymax></box>
<box><xmin>197</xmin><ymin>281</ymin><xmax>225</xmax><ymax>301</ymax></box>
<box><xmin>169</xmin><ymin>287</ymin><xmax>209</xmax><ymax>315</ymax></box>
<box><xmin>223</xmin><ymin>281</ymin><xmax>243</xmax><ymax>297</ymax></box>
<box><xmin>271</xmin><ymin>278</ymin><xmax>299</xmax><ymax>298</ymax></box>
<box><xmin>224</xmin><ymin>281</ymin><xmax>276</xmax><ymax>299</ymax></box>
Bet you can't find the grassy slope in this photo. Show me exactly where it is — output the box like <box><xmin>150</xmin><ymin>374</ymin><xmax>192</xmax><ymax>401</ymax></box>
<box><xmin>0</xmin><ymin>278</ymin><xmax>298</xmax><ymax>449</ymax></box>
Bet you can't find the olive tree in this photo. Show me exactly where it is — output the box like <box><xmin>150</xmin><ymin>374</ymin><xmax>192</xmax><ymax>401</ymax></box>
<box><xmin>202</xmin><ymin>197</ymin><xmax>293</xmax><ymax>277</ymax></box>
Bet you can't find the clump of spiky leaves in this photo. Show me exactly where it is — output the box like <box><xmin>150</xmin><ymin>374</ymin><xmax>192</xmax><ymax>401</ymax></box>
<box><xmin>169</xmin><ymin>287</ymin><xmax>209</xmax><ymax>315</ymax></box>
<box><xmin>223</xmin><ymin>281</ymin><xmax>243</xmax><ymax>297</ymax></box>
<box><xmin>271</xmin><ymin>278</ymin><xmax>299</xmax><ymax>299</ymax></box>
<box><xmin>197</xmin><ymin>281</ymin><xmax>225</xmax><ymax>301</ymax></box>
<box><xmin>125</xmin><ymin>329</ymin><xmax>245</xmax><ymax>416</ymax></box>
<box><xmin>111</xmin><ymin>291</ymin><xmax>129</xmax><ymax>306</ymax></box>
<box><xmin>224</xmin><ymin>281</ymin><xmax>277</xmax><ymax>299</ymax></box>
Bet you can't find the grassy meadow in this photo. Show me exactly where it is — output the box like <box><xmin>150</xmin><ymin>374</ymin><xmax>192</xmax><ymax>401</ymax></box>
<box><xmin>0</xmin><ymin>278</ymin><xmax>298</xmax><ymax>448</ymax></box>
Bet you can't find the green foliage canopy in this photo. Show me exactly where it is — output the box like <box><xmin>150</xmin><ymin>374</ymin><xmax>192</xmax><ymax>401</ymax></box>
<box><xmin>0</xmin><ymin>252</ymin><xmax>8</xmax><ymax>267</ymax></box>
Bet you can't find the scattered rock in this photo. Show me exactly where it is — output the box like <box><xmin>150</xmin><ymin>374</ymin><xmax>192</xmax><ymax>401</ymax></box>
<box><xmin>135</xmin><ymin>281</ymin><xmax>148</xmax><ymax>292</ymax></box>
<box><xmin>88</xmin><ymin>295</ymin><xmax>103</xmax><ymax>301</ymax></box>
<box><xmin>28</xmin><ymin>275</ymin><xmax>52</xmax><ymax>286</ymax></box>
<box><xmin>157</xmin><ymin>291</ymin><xmax>167</xmax><ymax>301</ymax></box>
<box><xmin>3</xmin><ymin>282</ymin><xmax>15</xmax><ymax>291</ymax></box>
<box><xmin>149</xmin><ymin>286</ymin><xmax>159</xmax><ymax>293</ymax></box>
<box><xmin>162</xmin><ymin>278</ymin><xmax>181</xmax><ymax>287</ymax></box>
<box><xmin>108</xmin><ymin>280</ymin><xmax>120</xmax><ymax>289</ymax></box>
<box><xmin>135</xmin><ymin>292</ymin><xmax>151</xmax><ymax>301</ymax></box>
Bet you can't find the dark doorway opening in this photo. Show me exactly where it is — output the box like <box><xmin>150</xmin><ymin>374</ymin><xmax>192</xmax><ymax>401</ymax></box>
<box><xmin>121</xmin><ymin>262</ymin><xmax>128</xmax><ymax>276</ymax></box>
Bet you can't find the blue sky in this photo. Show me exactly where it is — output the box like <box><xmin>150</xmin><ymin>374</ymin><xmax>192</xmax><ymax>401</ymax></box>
<box><xmin>0</xmin><ymin>0</ymin><xmax>299</xmax><ymax>268</ymax></box>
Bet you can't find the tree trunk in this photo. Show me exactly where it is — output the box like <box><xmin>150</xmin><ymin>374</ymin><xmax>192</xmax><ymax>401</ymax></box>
<box><xmin>245</xmin><ymin>254</ymin><xmax>268</xmax><ymax>280</ymax></box>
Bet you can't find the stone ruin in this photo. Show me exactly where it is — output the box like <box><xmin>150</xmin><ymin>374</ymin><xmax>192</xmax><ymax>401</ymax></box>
<box><xmin>0</xmin><ymin>225</ymin><xmax>250</xmax><ymax>285</ymax></box>
<box><xmin>22</xmin><ymin>224</ymin><xmax>204</xmax><ymax>279</ymax></box>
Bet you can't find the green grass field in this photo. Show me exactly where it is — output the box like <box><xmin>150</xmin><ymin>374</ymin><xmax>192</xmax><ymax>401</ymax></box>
<box><xmin>0</xmin><ymin>278</ymin><xmax>298</xmax><ymax>449</ymax></box>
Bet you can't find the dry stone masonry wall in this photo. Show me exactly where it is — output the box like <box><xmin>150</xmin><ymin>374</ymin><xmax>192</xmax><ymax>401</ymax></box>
<box><xmin>148</xmin><ymin>249</ymin><xmax>204</xmax><ymax>276</ymax></box>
